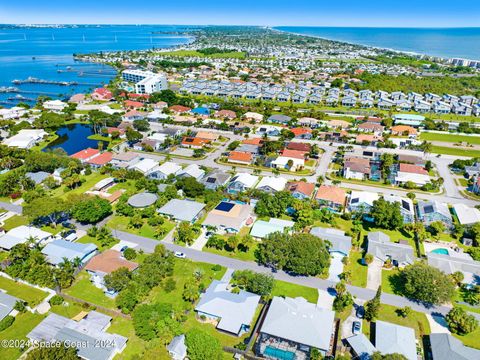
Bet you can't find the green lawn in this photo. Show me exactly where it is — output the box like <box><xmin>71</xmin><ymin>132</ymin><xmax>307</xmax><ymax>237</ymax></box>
<box><xmin>2</xmin><ymin>215</ymin><xmax>29</xmax><ymax>231</ymax></box>
<box><xmin>344</xmin><ymin>251</ymin><xmax>368</xmax><ymax>288</ymax></box>
<box><xmin>64</xmin><ymin>271</ymin><xmax>116</xmax><ymax>309</ymax></box>
<box><xmin>107</xmin><ymin>317</ymin><xmax>150</xmax><ymax>360</ymax></box>
<box><xmin>203</xmin><ymin>243</ymin><xmax>257</xmax><ymax>262</ymax></box>
<box><xmin>458</xmin><ymin>178</ymin><xmax>469</xmax><ymax>187</ymax></box>
<box><xmin>363</xmin><ymin>304</ymin><xmax>430</xmax><ymax>340</ymax></box>
<box><xmin>0</xmin><ymin>276</ymin><xmax>48</xmax><ymax>306</ymax></box>
<box><xmin>50</xmin><ymin>302</ymin><xmax>85</xmax><ymax>319</ymax></box>
<box><xmin>381</xmin><ymin>268</ymin><xmax>402</xmax><ymax>295</ymax></box>
<box><xmin>107</xmin><ymin>215</ymin><xmax>175</xmax><ymax>241</ymax></box>
<box><xmin>452</xmin><ymin>327</ymin><xmax>480</xmax><ymax>349</ymax></box>
<box><xmin>420</xmin><ymin>132</ymin><xmax>480</xmax><ymax>145</ymax></box>
<box><xmin>271</xmin><ymin>280</ymin><xmax>319</xmax><ymax>303</ymax></box>
<box><xmin>77</xmin><ymin>235</ymin><xmax>119</xmax><ymax>252</ymax></box>
<box><xmin>51</xmin><ymin>172</ymin><xmax>110</xmax><ymax>199</ymax></box>
<box><xmin>0</xmin><ymin>312</ymin><xmax>46</xmax><ymax>360</ymax></box>
<box><xmin>431</xmin><ymin>145</ymin><xmax>480</xmax><ymax>157</ymax></box>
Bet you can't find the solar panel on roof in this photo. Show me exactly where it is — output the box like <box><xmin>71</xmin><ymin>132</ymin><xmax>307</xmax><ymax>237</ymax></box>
<box><xmin>206</xmin><ymin>177</ymin><xmax>216</xmax><ymax>183</ymax></box>
<box><xmin>424</xmin><ymin>205</ymin><xmax>434</xmax><ymax>214</ymax></box>
<box><xmin>351</xmin><ymin>198</ymin><xmax>359</xmax><ymax>204</ymax></box>
<box><xmin>402</xmin><ymin>200</ymin><xmax>410</xmax><ymax>211</ymax></box>
<box><xmin>215</xmin><ymin>202</ymin><xmax>235</xmax><ymax>212</ymax></box>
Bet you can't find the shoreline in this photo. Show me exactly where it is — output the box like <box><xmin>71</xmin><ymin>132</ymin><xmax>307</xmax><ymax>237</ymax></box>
<box><xmin>272</xmin><ymin>26</ymin><xmax>480</xmax><ymax>62</ymax></box>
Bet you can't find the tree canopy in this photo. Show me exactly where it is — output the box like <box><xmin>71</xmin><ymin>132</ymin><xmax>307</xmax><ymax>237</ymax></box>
<box><xmin>370</xmin><ymin>198</ymin><xmax>403</xmax><ymax>230</ymax></box>
<box><xmin>185</xmin><ymin>328</ymin><xmax>223</xmax><ymax>360</ymax></box>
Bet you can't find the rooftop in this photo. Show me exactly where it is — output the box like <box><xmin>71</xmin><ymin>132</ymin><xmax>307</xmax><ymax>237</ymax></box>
<box><xmin>127</xmin><ymin>192</ymin><xmax>158</xmax><ymax>208</ymax></box>
<box><xmin>375</xmin><ymin>320</ymin><xmax>417</xmax><ymax>360</ymax></box>
<box><xmin>85</xmin><ymin>250</ymin><xmax>139</xmax><ymax>274</ymax></box>
<box><xmin>250</xmin><ymin>218</ymin><xmax>295</xmax><ymax>239</ymax></box>
<box><xmin>158</xmin><ymin>199</ymin><xmax>205</xmax><ymax>222</ymax></box>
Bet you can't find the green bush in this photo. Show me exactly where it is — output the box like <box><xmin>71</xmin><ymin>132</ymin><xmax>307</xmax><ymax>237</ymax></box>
<box><xmin>49</xmin><ymin>295</ymin><xmax>64</xmax><ymax>306</ymax></box>
<box><xmin>0</xmin><ymin>315</ymin><xmax>15</xmax><ymax>331</ymax></box>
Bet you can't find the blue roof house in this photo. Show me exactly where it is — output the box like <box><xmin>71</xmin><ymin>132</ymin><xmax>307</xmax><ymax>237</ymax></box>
<box><xmin>41</xmin><ymin>239</ymin><xmax>97</xmax><ymax>266</ymax></box>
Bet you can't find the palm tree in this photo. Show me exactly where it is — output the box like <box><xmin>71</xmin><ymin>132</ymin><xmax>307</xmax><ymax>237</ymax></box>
<box><xmin>72</xmin><ymin>257</ymin><xmax>82</xmax><ymax>269</ymax></box>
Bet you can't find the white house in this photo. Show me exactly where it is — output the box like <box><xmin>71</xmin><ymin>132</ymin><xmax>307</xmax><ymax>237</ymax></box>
<box><xmin>177</xmin><ymin>164</ymin><xmax>205</xmax><ymax>181</ymax></box>
<box><xmin>151</xmin><ymin>161</ymin><xmax>182</xmax><ymax>180</ymax></box>
<box><xmin>255</xmin><ymin>176</ymin><xmax>287</xmax><ymax>193</ymax></box>
<box><xmin>2</xmin><ymin>129</ymin><xmax>48</xmax><ymax>149</ymax></box>
<box><xmin>348</xmin><ymin>191</ymin><xmax>379</xmax><ymax>213</ymax></box>
<box><xmin>43</xmin><ymin>100</ymin><xmax>67</xmax><ymax>112</ymax></box>
<box><xmin>227</xmin><ymin>173</ymin><xmax>259</xmax><ymax>193</ymax></box>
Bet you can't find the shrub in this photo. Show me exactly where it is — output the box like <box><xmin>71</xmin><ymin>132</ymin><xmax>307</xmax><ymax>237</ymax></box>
<box><xmin>0</xmin><ymin>315</ymin><xmax>15</xmax><ymax>331</ymax></box>
<box><xmin>446</xmin><ymin>307</ymin><xmax>478</xmax><ymax>335</ymax></box>
<box><xmin>14</xmin><ymin>300</ymin><xmax>26</xmax><ymax>312</ymax></box>
<box><xmin>49</xmin><ymin>295</ymin><xmax>64</xmax><ymax>306</ymax></box>
<box><xmin>123</xmin><ymin>248</ymin><xmax>137</xmax><ymax>260</ymax></box>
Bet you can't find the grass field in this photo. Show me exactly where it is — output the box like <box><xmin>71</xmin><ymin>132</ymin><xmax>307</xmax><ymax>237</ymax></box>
<box><xmin>452</xmin><ymin>327</ymin><xmax>480</xmax><ymax>349</ymax></box>
<box><xmin>64</xmin><ymin>271</ymin><xmax>116</xmax><ymax>309</ymax></box>
<box><xmin>420</xmin><ymin>132</ymin><xmax>480</xmax><ymax>145</ymax></box>
<box><xmin>381</xmin><ymin>268</ymin><xmax>402</xmax><ymax>295</ymax></box>
<box><xmin>77</xmin><ymin>234</ymin><xmax>119</xmax><ymax>251</ymax></box>
<box><xmin>271</xmin><ymin>280</ymin><xmax>319</xmax><ymax>303</ymax></box>
<box><xmin>2</xmin><ymin>215</ymin><xmax>28</xmax><ymax>231</ymax></box>
<box><xmin>50</xmin><ymin>172</ymin><xmax>110</xmax><ymax>199</ymax></box>
<box><xmin>431</xmin><ymin>145</ymin><xmax>480</xmax><ymax>157</ymax></box>
<box><xmin>344</xmin><ymin>251</ymin><xmax>368</xmax><ymax>288</ymax></box>
<box><xmin>0</xmin><ymin>312</ymin><xmax>45</xmax><ymax>360</ymax></box>
<box><xmin>107</xmin><ymin>215</ymin><xmax>175</xmax><ymax>241</ymax></box>
<box><xmin>0</xmin><ymin>276</ymin><xmax>48</xmax><ymax>306</ymax></box>
<box><xmin>362</xmin><ymin>304</ymin><xmax>430</xmax><ymax>339</ymax></box>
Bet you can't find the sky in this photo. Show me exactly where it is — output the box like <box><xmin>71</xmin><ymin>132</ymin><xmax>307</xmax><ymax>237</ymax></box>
<box><xmin>1</xmin><ymin>1</ymin><xmax>480</xmax><ymax>27</ymax></box>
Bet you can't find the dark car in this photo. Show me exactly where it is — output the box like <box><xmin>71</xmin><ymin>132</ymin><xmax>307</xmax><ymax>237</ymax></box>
<box><xmin>352</xmin><ymin>321</ymin><xmax>362</xmax><ymax>334</ymax></box>
<box><xmin>356</xmin><ymin>306</ymin><xmax>365</xmax><ymax>319</ymax></box>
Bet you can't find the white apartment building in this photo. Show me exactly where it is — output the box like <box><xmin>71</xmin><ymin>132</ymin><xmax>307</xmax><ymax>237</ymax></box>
<box><xmin>122</xmin><ymin>69</ymin><xmax>168</xmax><ymax>94</ymax></box>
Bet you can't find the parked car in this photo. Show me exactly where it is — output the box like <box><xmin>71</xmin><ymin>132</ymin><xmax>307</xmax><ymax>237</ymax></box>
<box><xmin>62</xmin><ymin>229</ymin><xmax>77</xmax><ymax>241</ymax></box>
<box><xmin>174</xmin><ymin>251</ymin><xmax>186</xmax><ymax>259</ymax></box>
<box><xmin>356</xmin><ymin>306</ymin><xmax>365</xmax><ymax>319</ymax></box>
<box><xmin>352</xmin><ymin>321</ymin><xmax>362</xmax><ymax>334</ymax></box>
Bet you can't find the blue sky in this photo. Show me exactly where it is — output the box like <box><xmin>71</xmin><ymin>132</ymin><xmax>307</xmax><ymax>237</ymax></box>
<box><xmin>2</xmin><ymin>1</ymin><xmax>480</xmax><ymax>27</ymax></box>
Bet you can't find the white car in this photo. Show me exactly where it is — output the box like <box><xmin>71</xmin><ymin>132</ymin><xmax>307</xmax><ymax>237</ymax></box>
<box><xmin>174</xmin><ymin>251</ymin><xmax>186</xmax><ymax>259</ymax></box>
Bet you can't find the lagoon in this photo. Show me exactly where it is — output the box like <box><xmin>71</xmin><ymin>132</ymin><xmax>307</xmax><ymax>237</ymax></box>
<box><xmin>44</xmin><ymin>123</ymin><xmax>107</xmax><ymax>155</ymax></box>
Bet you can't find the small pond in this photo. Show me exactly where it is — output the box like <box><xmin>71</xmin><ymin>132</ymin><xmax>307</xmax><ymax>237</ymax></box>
<box><xmin>43</xmin><ymin>123</ymin><xmax>108</xmax><ymax>155</ymax></box>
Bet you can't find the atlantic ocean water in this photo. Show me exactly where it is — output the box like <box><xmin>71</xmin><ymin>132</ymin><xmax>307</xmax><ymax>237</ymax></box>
<box><xmin>275</xmin><ymin>26</ymin><xmax>480</xmax><ymax>61</ymax></box>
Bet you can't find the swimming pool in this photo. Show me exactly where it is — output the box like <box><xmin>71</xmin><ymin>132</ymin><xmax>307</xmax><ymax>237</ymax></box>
<box><xmin>431</xmin><ymin>248</ymin><xmax>449</xmax><ymax>255</ymax></box>
<box><xmin>264</xmin><ymin>346</ymin><xmax>296</xmax><ymax>360</ymax></box>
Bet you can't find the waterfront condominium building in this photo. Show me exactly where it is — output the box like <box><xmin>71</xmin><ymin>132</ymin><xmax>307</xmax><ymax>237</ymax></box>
<box><xmin>122</xmin><ymin>69</ymin><xmax>168</xmax><ymax>94</ymax></box>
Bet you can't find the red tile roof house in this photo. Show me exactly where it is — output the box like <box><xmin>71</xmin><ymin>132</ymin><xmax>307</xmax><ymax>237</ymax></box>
<box><xmin>105</xmin><ymin>127</ymin><xmax>126</xmax><ymax>138</ymax></box>
<box><xmin>70</xmin><ymin>148</ymin><xmax>100</xmax><ymax>163</ymax></box>
<box><xmin>242</xmin><ymin>138</ymin><xmax>264</xmax><ymax>146</ymax></box>
<box><xmin>343</xmin><ymin>157</ymin><xmax>371</xmax><ymax>180</ymax></box>
<box><xmin>391</xmin><ymin>125</ymin><xmax>418</xmax><ymax>137</ymax></box>
<box><xmin>315</xmin><ymin>185</ymin><xmax>347</xmax><ymax>212</ymax></box>
<box><xmin>357</xmin><ymin>122</ymin><xmax>385</xmax><ymax>134</ymax></box>
<box><xmin>215</xmin><ymin>109</ymin><xmax>237</xmax><ymax>120</ymax></box>
<box><xmin>122</xmin><ymin>110</ymin><xmax>145</xmax><ymax>122</ymax></box>
<box><xmin>281</xmin><ymin>149</ymin><xmax>308</xmax><ymax>159</ymax></box>
<box><xmin>169</xmin><ymin>105</ymin><xmax>192</xmax><ymax>114</ymax></box>
<box><xmin>399</xmin><ymin>163</ymin><xmax>429</xmax><ymax>175</ymax></box>
<box><xmin>91</xmin><ymin>87</ymin><xmax>113</xmax><ymax>101</ymax></box>
<box><xmin>228</xmin><ymin>151</ymin><xmax>253</xmax><ymax>165</ymax></box>
<box><xmin>286</xmin><ymin>142</ymin><xmax>311</xmax><ymax>152</ymax></box>
<box><xmin>356</xmin><ymin>134</ymin><xmax>384</xmax><ymax>146</ymax></box>
<box><xmin>290</xmin><ymin>128</ymin><xmax>313</xmax><ymax>139</ymax></box>
<box><xmin>181</xmin><ymin>137</ymin><xmax>210</xmax><ymax>149</ymax></box>
<box><xmin>127</xmin><ymin>93</ymin><xmax>150</xmax><ymax>101</ymax></box>
<box><xmin>286</xmin><ymin>181</ymin><xmax>315</xmax><ymax>200</ymax></box>
<box><xmin>153</xmin><ymin>101</ymin><xmax>168</xmax><ymax>110</ymax></box>
<box><xmin>85</xmin><ymin>152</ymin><xmax>113</xmax><ymax>168</ymax></box>
<box><xmin>124</xmin><ymin>100</ymin><xmax>144</xmax><ymax>109</ymax></box>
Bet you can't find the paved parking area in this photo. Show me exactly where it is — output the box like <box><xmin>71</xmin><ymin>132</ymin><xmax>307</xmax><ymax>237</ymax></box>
<box><xmin>367</xmin><ymin>258</ymin><xmax>383</xmax><ymax>290</ymax></box>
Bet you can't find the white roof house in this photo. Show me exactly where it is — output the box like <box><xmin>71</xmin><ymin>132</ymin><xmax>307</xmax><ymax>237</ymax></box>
<box><xmin>43</xmin><ymin>100</ymin><xmax>67</xmax><ymax>112</ymax></box>
<box><xmin>127</xmin><ymin>158</ymin><xmax>159</xmax><ymax>174</ymax></box>
<box><xmin>2</xmin><ymin>129</ymin><xmax>48</xmax><ymax>149</ymax></box>
<box><xmin>271</xmin><ymin>156</ymin><xmax>305</xmax><ymax>171</ymax></box>
<box><xmin>375</xmin><ymin>321</ymin><xmax>417</xmax><ymax>360</ymax></box>
<box><xmin>250</xmin><ymin>218</ymin><xmax>295</xmax><ymax>239</ymax></box>
<box><xmin>167</xmin><ymin>334</ymin><xmax>187</xmax><ymax>360</ymax></box>
<box><xmin>349</xmin><ymin>191</ymin><xmax>379</xmax><ymax>212</ymax></box>
<box><xmin>153</xmin><ymin>161</ymin><xmax>182</xmax><ymax>179</ymax></box>
<box><xmin>195</xmin><ymin>280</ymin><xmax>260</xmax><ymax>335</ymax></box>
<box><xmin>259</xmin><ymin>296</ymin><xmax>335</xmax><ymax>355</ymax></box>
<box><xmin>0</xmin><ymin>226</ymin><xmax>53</xmax><ymax>250</ymax></box>
<box><xmin>177</xmin><ymin>164</ymin><xmax>205</xmax><ymax>181</ymax></box>
<box><xmin>228</xmin><ymin>173</ymin><xmax>259</xmax><ymax>191</ymax></box>
<box><xmin>453</xmin><ymin>203</ymin><xmax>480</xmax><ymax>226</ymax></box>
<box><xmin>0</xmin><ymin>292</ymin><xmax>20</xmax><ymax>321</ymax></box>
<box><xmin>395</xmin><ymin>172</ymin><xmax>431</xmax><ymax>186</ymax></box>
<box><xmin>384</xmin><ymin>194</ymin><xmax>415</xmax><ymax>223</ymax></box>
<box><xmin>255</xmin><ymin>176</ymin><xmax>288</xmax><ymax>193</ymax></box>
<box><xmin>158</xmin><ymin>199</ymin><xmax>205</xmax><ymax>223</ymax></box>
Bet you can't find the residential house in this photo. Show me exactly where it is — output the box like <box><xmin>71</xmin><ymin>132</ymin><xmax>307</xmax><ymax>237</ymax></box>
<box><xmin>348</xmin><ymin>191</ymin><xmax>379</xmax><ymax>213</ymax></box>
<box><xmin>268</xmin><ymin>114</ymin><xmax>292</xmax><ymax>124</ymax></box>
<box><xmin>195</xmin><ymin>280</ymin><xmax>260</xmax><ymax>336</ymax></box>
<box><xmin>181</xmin><ymin>137</ymin><xmax>210</xmax><ymax>149</ymax></box>
<box><xmin>202</xmin><ymin>201</ymin><xmax>253</xmax><ymax>233</ymax></box>
<box><xmin>414</xmin><ymin>100</ymin><xmax>432</xmax><ymax>113</ymax></box>
<box><xmin>271</xmin><ymin>155</ymin><xmax>305</xmax><ymax>172</ymax></box>
<box><xmin>110</xmin><ymin>152</ymin><xmax>140</xmax><ymax>169</ymax></box>
<box><xmin>151</xmin><ymin>161</ymin><xmax>182</xmax><ymax>180</ymax></box>
<box><xmin>384</xmin><ymin>195</ymin><xmax>415</xmax><ymax>223</ymax></box>
<box><xmin>452</xmin><ymin>203</ymin><xmax>480</xmax><ymax>226</ymax></box>
<box><xmin>43</xmin><ymin>100</ymin><xmax>67</xmax><ymax>112</ymax></box>
<box><xmin>315</xmin><ymin>185</ymin><xmax>346</xmax><ymax>212</ymax></box>
<box><xmin>227</xmin><ymin>173</ymin><xmax>259</xmax><ymax>193</ymax></box>
<box><xmin>0</xmin><ymin>226</ymin><xmax>53</xmax><ymax>250</ymax></box>
<box><xmin>201</xmin><ymin>170</ymin><xmax>231</xmax><ymax>190</ymax></box>
<box><xmin>346</xmin><ymin>334</ymin><xmax>376</xmax><ymax>360</ymax></box>
<box><xmin>86</xmin><ymin>152</ymin><xmax>113</xmax><ymax>169</ymax></box>
<box><xmin>452</xmin><ymin>102</ymin><xmax>473</xmax><ymax>116</ymax></box>
<box><xmin>367</xmin><ymin>232</ymin><xmax>415</xmax><ymax>267</ymax></box>
<box><xmin>91</xmin><ymin>87</ymin><xmax>113</xmax><ymax>101</ymax></box>
<box><xmin>427</xmin><ymin>253</ymin><xmax>480</xmax><ymax>286</ymax></box>
<box><xmin>357</xmin><ymin>122</ymin><xmax>385</xmax><ymax>134</ymax></box>
<box><xmin>256</xmin><ymin>296</ymin><xmax>335</xmax><ymax>357</ymax></box>
<box><xmin>158</xmin><ymin>199</ymin><xmax>206</xmax><ymax>223</ymax></box>
<box><xmin>41</xmin><ymin>239</ymin><xmax>97</xmax><ymax>266</ymax></box>
<box><xmin>356</xmin><ymin>134</ymin><xmax>384</xmax><ymax>146</ymax></box>
<box><xmin>395</xmin><ymin>163</ymin><xmax>431</xmax><ymax>186</ymax></box>
<box><xmin>374</xmin><ymin>321</ymin><xmax>416</xmax><ymax>360</ymax></box>
<box><xmin>390</xmin><ymin>125</ymin><xmax>418</xmax><ymax>137</ymax></box>
<box><xmin>417</xmin><ymin>200</ymin><xmax>453</xmax><ymax>229</ymax></box>
<box><xmin>286</xmin><ymin>142</ymin><xmax>311</xmax><ymax>153</ymax></box>
<box><xmin>290</xmin><ymin>128</ymin><xmax>312</xmax><ymax>139</ymax></box>
<box><xmin>243</xmin><ymin>112</ymin><xmax>264</xmax><ymax>123</ymax></box>
<box><xmin>430</xmin><ymin>333</ymin><xmax>480</xmax><ymax>360</ymax></box>
<box><xmin>250</xmin><ymin>218</ymin><xmax>295</xmax><ymax>239</ymax></box>
<box><xmin>216</xmin><ymin>109</ymin><xmax>236</xmax><ymax>120</ymax></box>
<box><xmin>343</xmin><ymin>157</ymin><xmax>371</xmax><ymax>180</ymax></box>
<box><xmin>255</xmin><ymin>176</ymin><xmax>287</xmax><ymax>194</ymax></box>
<box><xmin>433</xmin><ymin>101</ymin><xmax>452</xmax><ymax>114</ymax></box>
<box><xmin>310</xmin><ymin>227</ymin><xmax>352</xmax><ymax>257</ymax></box>
<box><xmin>167</xmin><ymin>335</ymin><xmax>187</xmax><ymax>360</ymax></box>
<box><xmin>28</xmin><ymin>312</ymin><xmax>127</xmax><ymax>360</ymax></box>
<box><xmin>2</xmin><ymin>129</ymin><xmax>48</xmax><ymax>149</ymax></box>
<box><xmin>286</xmin><ymin>181</ymin><xmax>315</xmax><ymax>200</ymax></box>
<box><xmin>228</xmin><ymin>151</ymin><xmax>253</xmax><ymax>165</ymax></box>
<box><xmin>177</xmin><ymin>164</ymin><xmax>205</xmax><ymax>181</ymax></box>
<box><xmin>0</xmin><ymin>292</ymin><xmax>20</xmax><ymax>321</ymax></box>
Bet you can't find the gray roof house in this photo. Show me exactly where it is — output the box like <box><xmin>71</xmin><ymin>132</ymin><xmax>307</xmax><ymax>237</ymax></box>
<box><xmin>427</xmin><ymin>253</ymin><xmax>480</xmax><ymax>285</ymax></box>
<box><xmin>195</xmin><ymin>280</ymin><xmax>260</xmax><ymax>336</ymax></box>
<box><xmin>25</xmin><ymin>171</ymin><xmax>50</xmax><ymax>185</ymax></box>
<box><xmin>42</xmin><ymin>239</ymin><xmax>97</xmax><ymax>266</ymax></box>
<box><xmin>310</xmin><ymin>227</ymin><xmax>352</xmax><ymax>256</ymax></box>
<box><xmin>430</xmin><ymin>333</ymin><xmax>480</xmax><ymax>360</ymax></box>
<box><xmin>417</xmin><ymin>201</ymin><xmax>453</xmax><ymax>229</ymax></box>
<box><xmin>167</xmin><ymin>334</ymin><xmax>187</xmax><ymax>360</ymax></box>
<box><xmin>346</xmin><ymin>334</ymin><xmax>376</xmax><ymax>360</ymax></box>
<box><xmin>28</xmin><ymin>311</ymin><xmax>127</xmax><ymax>360</ymax></box>
<box><xmin>375</xmin><ymin>320</ymin><xmax>416</xmax><ymax>360</ymax></box>
<box><xmin>367</xmin><ymin>232</ymin><xmax>414</xmax><ymax>266</ymax></box>
<box><xmin>256</xmin><ymin>296</ymin><xmax>335</xmax><ymax>357</ymax></box>
<box><xmin>0</xmin><ymin>291</ymin><xmax>20</xmax><ymax>321</ymax></box>
<box><xmin>158</xmin><ymin>199</ymin><xmax>205</xmax><ymax>223</ymax></box>
<box><xmin>200</xmin><ymin>170</ymin><xmax>231</xmax><ymax>190</ymax></box>
<box><xmin>268</xmin><ymin>114</ymin><xmax>292</xmax><ymax>124</ymax></box>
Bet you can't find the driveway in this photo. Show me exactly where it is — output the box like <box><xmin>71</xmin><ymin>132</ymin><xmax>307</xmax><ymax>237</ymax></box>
<box><xmin>189</xmin><ymin>228</ymin><xmax>209</xmax><ymax>250</ymax></box>
<box><xmin>426</xmin><ymin>314</ymin><xmax>450</xmax><ymax>334</ymax></box>
<box><xmin>317</xmin><ymin>289</ymin><xmax>334</xmax><ymax>310</ymax></box>
<box><xmin>366</xmin><ymin>258</ymin><xmax>383</xmax><ymax>290</ymax></box>
<box><xmin>328</xmin><ymin>252</ymin><xmax>344</xmax><ymax>282</ymax></box>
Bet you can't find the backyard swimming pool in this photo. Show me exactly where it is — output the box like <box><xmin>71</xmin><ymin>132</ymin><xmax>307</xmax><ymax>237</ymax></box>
<box><xmin>431</xmin><ymin>248</ymin><xmax>449</xmax><ymax>255</ymax></box>
<box><xmin>264</xmin><ymin>346</ymin><xmax>296</xmax><ymax>360</ymax></box>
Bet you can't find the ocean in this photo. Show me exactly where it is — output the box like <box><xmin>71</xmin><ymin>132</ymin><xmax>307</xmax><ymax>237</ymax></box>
<box><xmin>0</xmin><ymin>25</ymin><xmax>193</xmax><ymax>107</ymax></box>
<box><xmin>275</xmin><ymin>27</ymin><xmax>480</xmax><ymax>61</ymax></box>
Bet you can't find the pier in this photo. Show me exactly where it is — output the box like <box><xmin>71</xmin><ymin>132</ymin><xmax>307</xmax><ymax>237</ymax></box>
<box><xmin>11</xmin><ymin>77</ymin><xmax>101</xmax><ymax>87</ymax></box>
